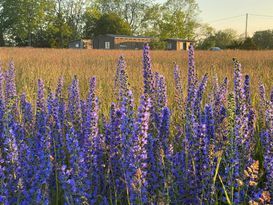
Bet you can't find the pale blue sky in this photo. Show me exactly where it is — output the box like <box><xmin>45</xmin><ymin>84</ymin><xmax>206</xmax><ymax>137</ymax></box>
<box><xmin>158</xmin><ymin>0</ymin><xmax>273</xmax><ymax>36</ymax></box>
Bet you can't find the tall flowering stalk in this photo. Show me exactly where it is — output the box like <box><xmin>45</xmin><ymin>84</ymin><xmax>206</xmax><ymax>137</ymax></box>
<box><xmin>1</xmin><ymin>108</ymin><xmax>21</xmax><ymax>204</ymax></box>
<box><xmin>5</xmin><ymin>62</ymin><xmax>17</xmax><ymax>101</ymax></box>
<box><xmin>115</xmin><ymin>56</ymin><xmax>130</xmax><ymax>106</ymax></box>
<box><xmin>130</xmin><ymin>95</ymin><xmax>151</xmax><ymax>204</ymax></box>
<box><xmin>173</xmin><ymin>64</ymin><xmax>184</xmax><ymax>128</ymax></box>
<box><xmin>120</xmin><ymin>90</ymin><xmax>135</xmax><ymax>203</ymax></box>
<box><xmin>262</xmin><ymin>103</ymin><xmax>273</xmax><ymax>199</ymax></box>
<box><xmin>67</xmin><ymin>76</ymin><xmax>83</xmax><ymax>143</ymax></box>
<box><xmin>0</xmin><ymin>65</ymin><xmax>5</xmax><ymax>140</ymax></box>
<box><xmin>212</xmin><ymin>77</ymin><xmax>228</xmax><ymax>149</ymax></box>
<box><xmin>5</xmin><ymin>62</ymin><xmax>18</xmax><ymax>121</ymax></box>
<box><xmin>59</xmin><ymin>125</ymin><xmax>89</xmax><ymax>204</ymax></box>
<box><xmin>271</xmin><ymin>87</ymin><xmax>273</xmax><ymax>103</ymax></box>
<box><xmin>146</xmin><ymin>107</ymin><xmax>172</xmax><ymax>204</ymax></box>
<box><xmin>32</xmin><ymin>79</ymin><xmax>52</xmax><ymax>204</ymax></box>
<box><xmin>193</xmin><ymin>73</ymin><xmax>208</xmax><ymax>121</ymax></box>
<box><xmin>107</xmin><ymin>104</ymin><xmax>124</xmax><ymax>203</ymax></box>
<box><xmin>143</xmin><ymin>43</ymin><xmax>153</xmax><ymax>96</ymax></box>
<box><xmin>151</xmin><ymin>73</ymin><xmax>167</xmax><ymax>129</ymax></box>
<box><xmin>185</xmin><ymin>44</ymin><xmax>197</xmax><ymax>143</ymax></box>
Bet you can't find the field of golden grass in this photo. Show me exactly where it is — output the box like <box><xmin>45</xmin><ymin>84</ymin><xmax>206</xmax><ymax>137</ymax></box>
<box><xmin>0</xmin><ymin>47</ymin><xmax>272</xmax><ymax>113</ymax></box>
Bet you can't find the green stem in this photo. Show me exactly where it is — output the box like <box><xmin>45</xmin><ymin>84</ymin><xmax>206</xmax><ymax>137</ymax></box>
<box><xmin>218</xmin><ymin>174</ymin><xmax>232</xmax><ymax>205</ymax></box>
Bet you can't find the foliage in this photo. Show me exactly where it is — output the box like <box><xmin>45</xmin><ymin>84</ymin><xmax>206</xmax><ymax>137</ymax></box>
<box><xmin>240</xmin><ymin>37</ymin><xmax>257</xmax><ymax>50</ymax></box>
<box><xmin>93</xmin><ymin>0</ymin><xmax>152</xmax><ymax>34</ymax></box>
<box><xmin>143</xmin><ymin>0</ymin><xmax>200</xmax><ymax>39</ymax></box>
<box><xmin>83</xmin><ymin>7</ymin><xmax>102</xmax><ymax>39</ymax></box>
<box><xmin>93</xmin><ymin>12</ymin><xmax>132</xmax><ymax>36</ymax></box>
<box><xmin>0</xmin><ymin>0</ymin><xmax>200</xmax><ymax>47</ymax></box>
<box><xmin>252</xmin><ymin>30</ymin><xmax>273</xmax><ymax>49</ymax></box>
<box><xmin>198</xmin><ymin>29</ymin><xmax>238</xmax><ymax>49</ymax></box>
<box><xmin>149</xmin><ymin>38</ymin><xmax>167</xmax><ymax>50</ymax></box>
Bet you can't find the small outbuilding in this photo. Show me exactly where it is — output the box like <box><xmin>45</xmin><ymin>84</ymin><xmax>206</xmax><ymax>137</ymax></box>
<box><xmin>92</xmin><ymin>34</ymin><xmax>153</xmax><ymax>50</ymax></box>
<box><xmin>165</xmin><ymin>38</ymin><xmax>194</xmax><ymax>51</ymax></box>
<box><xmin>68</xmin><ymin>39</ymin><xmax>92</xmax><ymax>49</ymax></box>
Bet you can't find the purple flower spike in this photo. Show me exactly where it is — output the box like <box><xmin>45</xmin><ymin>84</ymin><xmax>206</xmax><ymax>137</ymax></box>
<box><xmin>174</xmin><ymin>64</ymin><xmax>183</xmax><ymax>108</ymax></box>
<box><xmin>244</xmin><ymin>75</ymin><xmax>251</xmax><ymax>106</ymax></box>
<box><xmin>68</xmin><ymin>76</ymin><xmax>83</xmax><ymax>143</ymax></box>
<box><xmin>143</xmin><ymin>44</ymin><xmax>153</xmax><ymax>96</ymax></box>
<box><xmin>130</xmin><ymin>94</ymin><xmax>151</xmax><ymax>204</ymax></box>
<box><xmin>5</xmin><ymin>61</ymin><xmax>17</xmax><ymax>101</ymax></box>
<box><xmin>193</xmin><ymin>73</ymin><xmax>208</xmax><ymax>120</ymax></box>
<box><xmin>270</xmin><ymin>86</ymin><xmax>273</xmax><ymax>103</ymax></box>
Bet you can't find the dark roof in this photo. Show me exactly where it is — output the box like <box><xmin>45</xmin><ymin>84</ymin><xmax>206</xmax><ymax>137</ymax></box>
<box><xmin>165</xmin><ymin>38</ymin><xmax>195</xmax><ymax>42</ymax></box>
<box><xmin>69</xmin><ymin>39</ymin><xmax>90</xmax><ymax>43</ymax></box>
<box><xmin>101</xmin><ymin>34</ymin><xmax>153</xmax><ymax>39</ymax></box>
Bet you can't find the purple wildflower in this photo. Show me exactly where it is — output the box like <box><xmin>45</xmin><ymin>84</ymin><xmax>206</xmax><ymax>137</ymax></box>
<box><xmin>36</xmin><ymin>79</ymin><xmax>46</xmax><ymax>142</ymax></box>
<box><xmin>5</xmin><ymin>61</ymin><xmax>17</xmax><ymax>101</ymax></box>
<box><xmin>68</xmin><ymin>76</ymin><xmax>83</xmax><ymax>143</ymax></box>
<box><xmin>115</xmin><ymin>56</ymin><xmax>130</xmax><ymax>105</ymax></box>
<box><xmin>20</xmin><ymin>93</ymin><xmax>33</xmax><ymax>131</ymax></box>
<box><xmin>83</xmin><ymin>77</ymin><xmax>99</xmax><ymax>171</ymax></box>
<box><xmin>271</xmin><ymin>86</ymin><xmax>273</xmax><ymax>103</ymax></box>
<box><xmin>0</xmin><ymin>66</ymin><xmax>5</xmax><ymax>137</ymax></box>
<box><xmin>244</xmin><ymin>75</ymin><xmax>251</xmax><ymax>106</ymax></box>
<box><xmin>143</xmin><ymin>44</ymin><xmax>153</xmax><ymax>96</ymax></box>
<box><xmin>5</xmin><ymin>62</ymin><xmax>18</xmax><ymax>121</ymax></box>
<box><xmin>130</xmin><ymin>95</ymin><xmax>151</xmax><ymax>204</ymax></box>
<box><xmin>28</xmin><ymin>79</ymin><xmax>52</xmax><ymax>204</ymax></box>
<box><xmin>174</xmin><ymin>64</ymin><xmax>183</xmax><ymax>106</ymax></box>
<box><xmin>59</xmin><ymin>125</ymin><xmax>89</xmax><ymax>204</ymax></box>
<box><xmin>108</xmin><ymin>108</ymin><xmax>124</xmax><ymax>202</ymax></box>
<box><xmin>233</xmin><ymin>58</ymin><xmax>244</xmax><ymax>115</ymax></box>
<box><xmin>193</xmin><ymin>74</ymin><xmax>208</xmax><ymax>120</ymax></box>
<box><xmin>1</xmin><ymin>125</ymin><xmax>20</xmax><ymax>203</ymax></box>
<box><xmin>262</xmin><ymin>103</ymin><xmax>273</xmax><ymax>197</ymax></box>
<box><xmin>173</xmin><ymin>64</ymin><xmax>184</xmax><ymax>125</ymax></box>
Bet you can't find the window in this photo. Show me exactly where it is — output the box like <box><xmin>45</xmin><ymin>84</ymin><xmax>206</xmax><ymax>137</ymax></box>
<box><xmin>120</xmin><ymin>44</ymin><xmax>127</xmax><ymax>49</ymax></box>
<box><xmin>105</xmin><ymin>42</ymin><xmax>110</xmax><ymax>49</ymax></box>
<box><xmin>183</xmin><ymin>42</ymin><xmax>187</xmax><ymax>50</ymax></box>
<box><xmin>167</xmin><ymin>43</ymin><xmax>172</xmax><ymax>49</ymax></box>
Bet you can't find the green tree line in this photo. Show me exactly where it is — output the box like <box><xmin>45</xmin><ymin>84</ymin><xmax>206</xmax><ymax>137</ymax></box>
<box><xmin>197</xmin><ymin>27</ymin><xmax>273</xmax><ymax>50</ymax></box>
<box><xmin>0</xmin><ymin>0</ymin><xmax>200</xmax><ymax>48</ymax></box>
<box><xmin>1</xmin><ymin>0</ymin><xmax>272</xmax><ymax>49</ymax></box>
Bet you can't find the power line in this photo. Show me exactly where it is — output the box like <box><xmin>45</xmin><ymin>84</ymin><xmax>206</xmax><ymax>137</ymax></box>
<box><xmin>249</xmin><ymin>13</ymin><xmax>273</xmax><ymax>18</ymax></box>
<box><xmin>206</xmin><ymin>13</ymin><xmax>273</xmax><ymax>24</ymax></box>
<box><xmin>208</xmin><ymin>15</ymin><xmax>244</xmax><ymax>23</ymax></box>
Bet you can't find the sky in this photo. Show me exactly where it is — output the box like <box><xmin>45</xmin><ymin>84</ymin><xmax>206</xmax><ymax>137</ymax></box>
<box><xmin>159</xmin><ymin>0</ymin><xmax>273</xmax><ymax>36</ymax></box>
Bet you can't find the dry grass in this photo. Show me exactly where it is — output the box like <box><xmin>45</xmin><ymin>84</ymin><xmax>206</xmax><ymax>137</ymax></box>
<box><xmin>0</xmin><ymin>47</ymin><xmax>272</xmax><ymax>112</ymax></box>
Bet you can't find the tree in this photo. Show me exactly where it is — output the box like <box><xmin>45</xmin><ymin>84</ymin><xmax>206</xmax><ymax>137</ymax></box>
<box><xmin>93</xmin><ymin>12</ymin><xmax>132</xmax><ymax>36</ymax></box>
<box><xmin>252</xmin><ymin>30</ymin><xmax>273</xmax><ymax>49</ymax></box>
<box><xmin>195</xmin><ymin>24</ymin><xmax>215</xmax><ymax>46</ymax></box>
<box><xmin>92</xmin><ymin>0</ymin><xmax>153</xmax><ymax>34</ymax></box>
<box><xmin>0</xmin><ymin>0</ymin><xmax>21</xmax><ymax>46</ymax></box>
<box><xmin>83</xmin><ymin>6</ymin><xmax>102</xmax><ymax>38</ymax></box>
<box><xmin>142</xmin><ymin>0</ymin><xmax>200</xmax><ymax>40</ymax></box>
<box><xmin>14</xmin><ymin>0</ymin><xmax>55</xmax><ymax>46</ymax></box>
<box><xmin>0</xmin><ymin>0</ymin><xmax>56</xmax><ymax>46</ymax></box>
<box><xmin>240</xmin><ymin>37</ymin><xmax>257</xmax><ymax>50</ymax></box>
<box><xmin>198</xmin><ymin>29</ymin><xmax>238</xmax><ymax>49</ymax></box>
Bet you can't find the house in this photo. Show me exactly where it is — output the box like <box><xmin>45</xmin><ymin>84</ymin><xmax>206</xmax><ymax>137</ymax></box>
<box><xmin>68</xmin><ymin>39</ymin><xmax>92</xmax><ymax>49</ymax></box>
<box><xmin>92</xmin><ymin>34</ymin><xmax>153</xmax><ymax>50</ymax></box>
<box><xmin>165</xmin><ymin>38</ymin><xmax>194</xmax><ymax>51</ymax></box>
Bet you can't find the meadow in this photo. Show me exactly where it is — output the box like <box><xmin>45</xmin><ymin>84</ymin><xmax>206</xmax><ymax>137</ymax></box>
<box><xmin>0</xmin><ymin>46</ymin><xmax>273</xmax><ymax>204</ymax></box>
<box><xmin>0</xmin><ymin>47</ymin><xmax>272</xmax><ymax>112</ymax></box>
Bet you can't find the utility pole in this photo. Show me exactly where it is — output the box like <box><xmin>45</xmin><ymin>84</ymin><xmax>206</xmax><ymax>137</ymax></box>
<box><xmin>245</xmin><ymin>13</ymin><xmax>248</xmax><ymax>39</ymax></box>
